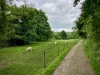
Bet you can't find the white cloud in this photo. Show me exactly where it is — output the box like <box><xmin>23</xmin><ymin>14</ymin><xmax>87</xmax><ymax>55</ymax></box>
<box><xmin>15</xmin><ymin>0</ymin><xmax>84</xmax><ymax>32</ymax></box>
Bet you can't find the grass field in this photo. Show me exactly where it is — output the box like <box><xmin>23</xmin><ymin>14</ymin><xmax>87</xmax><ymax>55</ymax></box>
<box><xmin>0</xmin><ymin>39</ymin><xmax>79</xmax><ymax>75</ymax></box>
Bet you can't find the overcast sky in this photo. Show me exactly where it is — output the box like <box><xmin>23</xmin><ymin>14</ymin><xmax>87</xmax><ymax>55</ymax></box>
<box><xmin>14</xmin><ymin>0</ymin><xmax>84</xmax><ymax>32</ymax></box>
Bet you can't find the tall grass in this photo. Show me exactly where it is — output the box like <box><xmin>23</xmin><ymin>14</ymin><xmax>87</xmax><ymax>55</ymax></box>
<box><xmin>0</xmin><ymin>39</ymin><xmax>79</xmax><ymax>75</ymax></box>
<box><xmin>83</xmin><ymin>39</ymin><xmax>100</xmax><ymax>75</ymax></box>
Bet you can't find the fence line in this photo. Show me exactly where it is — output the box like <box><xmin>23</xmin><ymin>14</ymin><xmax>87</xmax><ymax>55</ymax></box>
<box><xmin>43</xmin><ymin>42</ymin><xmax>68</xmax><ymax>68</ymax></box>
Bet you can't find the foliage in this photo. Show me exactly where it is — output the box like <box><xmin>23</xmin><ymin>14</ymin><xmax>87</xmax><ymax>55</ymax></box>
<box><xmin>73</xmin><ymin>0</ymin><xmax>80</xmax><ymax>7</ymax></box>
<box><xmin>54</xmin><ymin>32</ymin><xmax>61</xmax><ymax>40</ymax></box>
<box><xmin>54</xmin><ymin>29</ymin><xmax>79</xmax><ymax>40</ymax></box>
<box><xmin>83</xmin><ymin>39</ymin><xmax>100</xmax><ymax>75</ymax></box>
<box><xmin>60</xmin><ymin>30</ymin><xmax>67</xmax><ymax>40</ymax></box>
<box><xmin>74</xmin><ymin>0</ymin><xmax>100</xmax><ymax>42</ymax></box>
<box><xmin>54</xmin><ymin>30</ymin><xmax>67</xmax><ymax>40</ymax></box>
<box><xmin>0</xmin><ymin>1</ymin><xmax>53</xmax><ymax>47</ymax></box>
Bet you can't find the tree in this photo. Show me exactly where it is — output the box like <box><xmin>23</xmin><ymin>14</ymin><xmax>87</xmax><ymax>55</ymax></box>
<box><xmin>60</xmin><ymin>30</ymin><xmax>67</xmax><ymax>40</ymax></box>
<box><xmin>0</xmin><ymin>1</ymin><xmax>53</xmax><ymax>47</ymax></box>
<box><xmin>54</xmin><ymin>32</ymin><xmax>61</xmax><ymax>40</ymax></box>
<box><xmin>34</xmin><ymin>9</ymin><xmax>52</xmax><ymax>41</ymax></box>
<box><xmin>71</xmin><ymin>27</ymin><xmax>80</xmax><ymax>39</ymax></box>
<box><xmin>0</xmin><ymin>0</ymin><xmax>16</xmax><ymax>47</ymax></box>
<box><xmin>74</xmin><ymin>0</ymin><xmax>100</xmax><ymax>42</ymax></box>
<box><xmin>73</xmin><ymin>0</ymin><xmax>80</xmax><ymax>7</ymax></box>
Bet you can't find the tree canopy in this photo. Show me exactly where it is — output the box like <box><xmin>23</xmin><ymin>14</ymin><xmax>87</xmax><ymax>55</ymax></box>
<box><xmin>0</xmin><ymin>0</ymin><xmax>53</xmax><ymax>47</ymax></box>
<box><xmin>74</xmin><ymin>0</ymin><xmax>100</xmax><ymax>43</ymax></box>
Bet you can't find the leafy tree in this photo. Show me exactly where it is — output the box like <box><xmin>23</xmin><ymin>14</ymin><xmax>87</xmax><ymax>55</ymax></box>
<box><xmin>73</xmin><ymin>0</ymin><xmax>80</xmax><ymax>7</ymax></box>
<box><xmin>71</xmin><ymin>27</ymin><xmax>80</xmax><ymax>39</ymax></box>
<box><xmin>36</xmin><ymin>9</ymin><xmax>53</xmax><ymax>41</ymax></box>
<box><xmin>74</xmin><ymin>0</ymin><xmax>100</xmax><ymax>42</ymax></box>
<box><xmin>54</xmin><ymin>32</ymin><xmax>61</xmax><ymax>40</ymax></box>
<box><xmin>0</xmin><ymin>0</ymin><xmax>16</xmax><ymax>47</ymax></box>
<box><xmin>0</xmin><ymin>1</ymin><xmax>53</xmax><ymax>47</ymax></box>
<box><xmin>60</xmin><ymin>30</ymin><xmax>67</xmax><ymax>40</ymax></box>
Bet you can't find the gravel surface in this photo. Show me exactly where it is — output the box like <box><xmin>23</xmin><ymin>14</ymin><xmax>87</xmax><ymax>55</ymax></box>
<box><xmin>53</xmin><ymin>41</ymin><xmax>94</xmax><ymax>75</ymax></box>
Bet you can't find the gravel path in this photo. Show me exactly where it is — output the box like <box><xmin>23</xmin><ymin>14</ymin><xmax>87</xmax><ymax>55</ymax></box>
<box><xmin>53</xmin><ymin>41</ymin><xmax>94</xmax><ymax>75</ymax></box>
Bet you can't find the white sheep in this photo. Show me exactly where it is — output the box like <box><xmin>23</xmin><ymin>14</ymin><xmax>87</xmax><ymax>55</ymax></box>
<box><xmin>26</xmin><ymin>47</ymin><xmax>32</xmax><ymax>51</ymax></box>
<box><xmin>55</xmin><ymin>42</ymin><xmax>57</xmax><ymax>44</ymax></box>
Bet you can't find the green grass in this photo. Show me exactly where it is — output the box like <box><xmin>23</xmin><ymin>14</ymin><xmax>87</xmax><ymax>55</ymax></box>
<box><xmin>83</xmin><ymin>39</ymin><xmax>100</xmax><ymax>75</ymax></box>
<box><xmin>0</xmin><ymin>39</ymin><xmax>79</xmax><ymax>75</ymax></box>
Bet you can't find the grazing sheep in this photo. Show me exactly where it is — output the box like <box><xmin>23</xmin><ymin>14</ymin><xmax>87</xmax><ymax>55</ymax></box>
<box><xmin>26</xmin><ymin>47</ymin><xmax>32</xmax><ymax>51</ymax></box>
<box><xmin>55</xmin><ymin>42</ymin><xmax>57</xmax><ymax>44</ymax></box>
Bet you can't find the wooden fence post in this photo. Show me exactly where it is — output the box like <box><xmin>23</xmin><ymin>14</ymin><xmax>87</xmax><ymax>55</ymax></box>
<box><xmin>43</xmin><ymin>51</ymin><xmax>46</xmax><ymax>68</ymax></box>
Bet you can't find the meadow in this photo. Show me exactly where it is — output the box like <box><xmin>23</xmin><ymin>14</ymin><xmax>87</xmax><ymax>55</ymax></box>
<box><xmin>0</xmin><ymin>39</ymin><xmax>79</xmax><ymax>75</ymax></box>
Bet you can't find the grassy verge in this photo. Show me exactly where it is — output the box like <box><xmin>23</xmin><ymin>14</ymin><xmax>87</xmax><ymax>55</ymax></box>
<box><xmin>83</xmin><ymin>39</ymin><xmax>100</xmax><ymax>75</ymax></box>
<box><xmin>0</xmin><ymin>39</ymin><xmax>79</xmax><ymax>75</ymax></box>
<box><xmin>35</xmin><ymin>39</ymin><xmax>79</xmax><ymax>75</ymax></box>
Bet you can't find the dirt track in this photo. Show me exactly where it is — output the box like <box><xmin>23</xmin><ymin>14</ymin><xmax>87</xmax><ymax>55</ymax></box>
<box><xmin>53</xmin><ymin>41</ymin><xmax>94</xmax><ymax>75</ymax></box>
